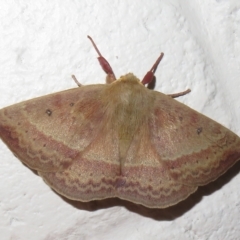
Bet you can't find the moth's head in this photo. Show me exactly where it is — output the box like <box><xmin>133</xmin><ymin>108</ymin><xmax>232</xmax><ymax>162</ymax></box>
<box><xmin>105</xmin><ymin>72</ymin><xmax>150</xmax><ymax>103</ymax></box>
<box><xmin>118</xmin><ymin>73</ymin><xmax>141</xmax><ymax>84</ymax></box>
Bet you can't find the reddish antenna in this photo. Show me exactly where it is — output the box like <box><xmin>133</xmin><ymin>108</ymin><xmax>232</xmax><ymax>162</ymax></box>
<box><xmin>141</xmin><ymin>53</ymin><xmax>164</xmax><ymax>85</ymax></box>
<box><xmin>88</xmin><ymin>36</ymin><xmax>116</xmax><ymax>83</ymax></box>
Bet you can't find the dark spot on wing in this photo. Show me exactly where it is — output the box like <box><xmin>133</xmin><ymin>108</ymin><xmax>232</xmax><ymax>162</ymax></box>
<box><xmin>45</xmin><ymin>109</ymin><xmax>52</xmax><ymax>116</ymax></box>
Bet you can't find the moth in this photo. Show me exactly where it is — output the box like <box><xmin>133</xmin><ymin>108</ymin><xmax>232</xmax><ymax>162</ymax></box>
<box><xmin>0</xmin><ymin>36</ymin><xmax>240</xmax><ymax>208</ymax></box>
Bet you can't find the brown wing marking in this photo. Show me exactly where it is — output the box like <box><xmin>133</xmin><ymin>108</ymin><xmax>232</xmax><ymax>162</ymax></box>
<box><xmin>0</xmin><ymin>85</ymin><xmax>109</xmax><ymax>172</ymax></box>
<box><xmin>149</xmin><ymin>93</ymin><xmax>240</xmax><ymax>186</ymax></box>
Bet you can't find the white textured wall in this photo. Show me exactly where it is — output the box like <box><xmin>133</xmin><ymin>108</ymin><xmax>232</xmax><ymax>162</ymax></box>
<box><xmin>0</xmin><ymin>1</ymin><xmax>240</xmax><ymax>239</ymax></box>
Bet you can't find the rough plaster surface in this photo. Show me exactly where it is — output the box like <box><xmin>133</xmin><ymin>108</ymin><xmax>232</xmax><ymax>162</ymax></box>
<box><xmin>0</xmin><ymin>1</ymin><xmax>240</xmax><ymax>240</ymax></box>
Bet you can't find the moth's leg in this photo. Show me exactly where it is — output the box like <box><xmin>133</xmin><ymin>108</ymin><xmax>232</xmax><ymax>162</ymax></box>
<box><xmin>142</xmin><ymin>53</ymin><xmax>164</xmax><ymax>85</ymax></box>
<box><xmin>88</xmin><ymin>35</ymin><xmax>116</xmax><ymax>84</ymax></box>
<box><xmin>168</xmin><ymin>89</ymin><xmax>191</xmax><ymax>98</ymax></box>
<box><xmin>72</xmin><ymin>75</ymin><xmax>82</xmax><ymax>87</ymax></box>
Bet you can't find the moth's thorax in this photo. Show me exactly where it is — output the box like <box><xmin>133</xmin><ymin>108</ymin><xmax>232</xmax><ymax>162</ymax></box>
<box><xmin>104</xmin><ymin>73</ymin><xmax>145</xmax><ymax>103</ymax></box>
<box><xmin>101</xmin><ymin>73</ymin><xmax>156</xmax><ymax>163</ymax></box>
<box><xmin>102</xmin><ymin>73</ymin><xmax>153</xmax><ymax>112</ymax></box>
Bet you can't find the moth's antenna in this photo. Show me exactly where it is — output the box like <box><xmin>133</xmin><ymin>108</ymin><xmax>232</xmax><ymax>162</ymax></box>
<box><xmin>88</xmin><ymin>35</ymin><xmax>116</xmax><ymax>83</ymax></box>
<box><xmin>141</xmin><ymin>53</ymin><xmax>164</xmax><ymax>85</ymax></box>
